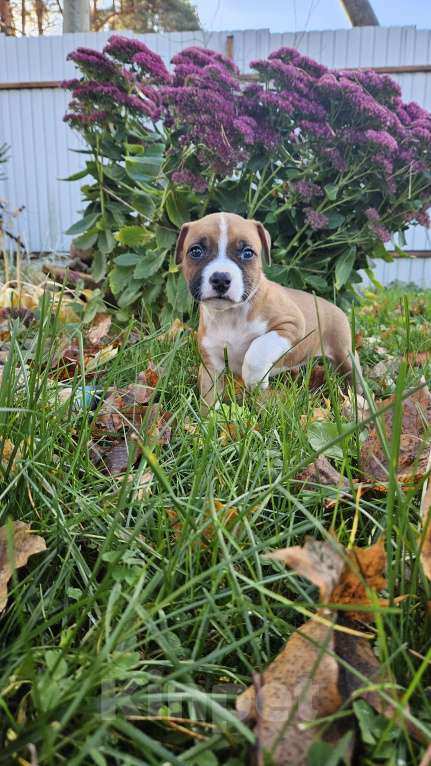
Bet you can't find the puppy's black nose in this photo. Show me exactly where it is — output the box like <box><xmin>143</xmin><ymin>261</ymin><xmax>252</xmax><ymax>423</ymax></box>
<box><xmin>210</xmin><ymin>271</ymin><xmax>231</xmax><ymax>294</ymax></box>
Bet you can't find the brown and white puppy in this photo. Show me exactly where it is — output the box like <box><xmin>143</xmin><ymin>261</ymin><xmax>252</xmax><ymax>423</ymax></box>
<box><xmin>175</xmin><ymin>212</ymin><xmax>362</xmax><ymax>409</ymax></box>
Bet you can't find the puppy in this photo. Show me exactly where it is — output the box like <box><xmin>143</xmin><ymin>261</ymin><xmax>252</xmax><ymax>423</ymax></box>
<box><xmin>175</xmin><ymin>212</ymin><xmax>362</xmax><ymax>409</ymax></box>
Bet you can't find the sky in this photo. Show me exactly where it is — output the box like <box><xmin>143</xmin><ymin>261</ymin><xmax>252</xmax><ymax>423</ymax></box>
<box><xmin>194</xmin><ymin>0</ymin><xmax>431</xmax><ymax>33</ymax></box>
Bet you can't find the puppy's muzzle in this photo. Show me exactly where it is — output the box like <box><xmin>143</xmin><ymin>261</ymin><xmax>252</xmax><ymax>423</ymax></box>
<box><xmin>209</xmin><ymin>271</ymin><xmax>232</xmax><ymax>296</ymax></box>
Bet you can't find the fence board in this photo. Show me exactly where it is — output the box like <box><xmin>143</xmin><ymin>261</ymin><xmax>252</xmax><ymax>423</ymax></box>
<box><xmin>0</xmin><ymin>25</ymin><xmax>431</xmax><ymax>286</ymax></box>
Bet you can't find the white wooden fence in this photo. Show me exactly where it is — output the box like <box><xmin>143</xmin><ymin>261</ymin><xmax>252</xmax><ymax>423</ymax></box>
<box><xmin>1</xmin><ymin>25</ymin><xmax>431</xmax><ymax>285</ymax></box>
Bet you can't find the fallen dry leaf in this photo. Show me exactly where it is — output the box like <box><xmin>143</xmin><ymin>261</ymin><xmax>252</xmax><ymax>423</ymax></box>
<box><xmin>237</xmin><ymin>536</ymin><xmax>407</xmax><ymax>765</ymax></box>
<box><xmin>138</xmin><ymin>362</ymin><xmax>163</xmax><ymax>388</ymax></box>
<box><xmin>267</xmin><ymin>537</ymin><xmax>345</xmax><ymax>602</ymax></box>
<box><xmin>407</xmin><ymin>351</ymin><xmax>431</xmax><ymax>367</ymax></box>
<box><xmin>87</xmin><ymin>313</ymin><xmax>112</xmax><ymax>345</ymax></box>
<box><xmin>90</xmin><ymin>370</ymin><xmax>172</xmax><ymax>478</ymax></box>
<box><xmin>1</xmin><ymin>439</ymin><xmax>22</xmax><ymax>472</ymax></box>
<box><xmin>237</xmin><ymin>619</ymin><xmax>344</xmax><ymax>765</ymax></box>
<box><xmin>341</xmin><ymin>392</ymin><xmax>372</xmax><ymax>422</ymax></box>
<box><xmin>158</xmin><ymin>318</ymin><xmax>187</xmax><ymax>342</ymax></box>
<box><xmin>360</xmin><ymin>386</ymin><xmax>431</xmax><ymax>486</ymax></box>
<box><xmin>295</xmin><ymin>455</ymin><xmax>351</xmax><ymax>509</ymax></box>
<box><xmin>300</xmin><ymin>399</ymin><xmax>331</xmax><ymax>427</ymax></box>
<box><xmin>0</xmin><ymin>521</ymin><xmax>46</xmax><ymax>611</ymax></box>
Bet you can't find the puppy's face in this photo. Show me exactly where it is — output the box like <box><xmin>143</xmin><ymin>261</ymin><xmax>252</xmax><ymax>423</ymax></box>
<box><xmin>175</xmin><ymin>212</ymin><xmax>271</xmax><ymax>308</ymax></box>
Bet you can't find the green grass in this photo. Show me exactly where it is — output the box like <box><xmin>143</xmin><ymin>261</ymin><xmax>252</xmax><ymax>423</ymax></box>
<box><xmin>1</xmin><ymin>285</ymin><xmax>431</xmax><ymax>765</ymax></box>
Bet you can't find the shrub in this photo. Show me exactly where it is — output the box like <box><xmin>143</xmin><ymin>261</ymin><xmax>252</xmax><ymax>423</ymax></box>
<box><xmin>64</xmin><ymin>36</ymin><xmax>431</xmax><ymax>315</ymax></box>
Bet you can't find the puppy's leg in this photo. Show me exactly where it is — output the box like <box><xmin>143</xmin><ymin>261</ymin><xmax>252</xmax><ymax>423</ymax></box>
<box><xmin>198</xmin><ymin>364</ymin><xmax>224</xmax><ymax>414</ymax></box>
<box><xmin>330</xmin><ymin>349</ymin><xmax>363</xmax><ymax>393</ymax></box>
<box><xmin>242</xmin><ymin>331</ymin><xmax>292</xmax><ymax>390</ymax></box>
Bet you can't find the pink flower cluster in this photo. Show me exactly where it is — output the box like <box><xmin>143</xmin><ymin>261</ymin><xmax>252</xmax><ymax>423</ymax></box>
<box><xmin>63</xmin><ymin>35</ymin><xmax>170</xmax><ymax>127</ymax></box>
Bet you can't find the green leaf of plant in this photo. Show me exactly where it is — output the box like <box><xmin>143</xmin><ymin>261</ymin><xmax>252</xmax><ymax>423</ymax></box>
<box><xmin>97</xmin><ymin>229</ymin><xmax>116</xmax><ymax>255</ymax></box>
<box><xmin>326</xmin><ymin>211</ymin><xmax>345</xmax><ymax>230</ymax></box>
<box><xmin>165</xmin><ymin>191</ymin><xmax>189</xmax><ymax>228</ymax></box>
<box><xmin>324</xmin><ymin>183</ymin><xmax>338</xmax><ymax>201</ymax></box>
<box><xmin>109</xmin><ymin>266</ymin><xmax>133</xmax><ymax>295</ymax></box>
<box><xmin>335</xmin><ymin>247</ymin><xmax>356</xmax><ymax>290</ymax></box>
<box><xmin>130</xmin><ymin>192</ymin><xmax>156</xmax><ymax>218</ymax></box>
<box><xmin>114</xmin><ymin>225</ymin><xmax>151</xmax><ymax>248</ymax></box>
<box><xmin>117</xmin><ymin>281</ymin><xmax>143</xmax><ymax>308</ymax></box>
<box><xmin>91</xmin><ymin>251</ymin><xmax>107</xmax><ymax>282</ymax></box>
<box><xmin>307</xmin><ymin>421</ymin><xmax>347</xmax><ymax>460</ymax></box>
<box><xmin>60</xmin><ymin>168</ymin><xmax>90</xmax><ymax>182</ymax></box>
<box><xmin>125</xmin><ymin>154</ymin><xmax>163</xmax><ymax>182</ymax></box>
<box><xmin>66</xmin><ymin>212</ymin><xmax>100</xmax><ymax>236</ymax></box>
<box><xmin>155</xmin><ymin>225</ymin><xmax>177</xmax><ymax>250</ymax></box>
<box><xmin>166</xmin><ymin>273</ymin><xmax>193</xmax><ymax>314</ymax></box>
<box><xmin>114</xmin><ymin>252</ymin><xmax>141</xmax><ymax>266</ymax></box>
<box><xmin>133</xmin><ymin>251</ymin><xmax>165</xmax><ymax>280</ymax></box>
<box><xmin>102</xmin><ymin>164</ymin><xmax>127</xmax><ymax>182</ymax></box>
<box><xmin>72</xmin><ymin>229</ymin><xmax>98</xmax><ymax>250</ymax></box>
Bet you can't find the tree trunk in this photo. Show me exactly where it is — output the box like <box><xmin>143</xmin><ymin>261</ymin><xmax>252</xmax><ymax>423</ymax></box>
<box><xmin>63</xmin><ymin>0</ymin><xmax>90</xmax><ymax>32</ymax></box>
<box><xmin>21</xmin><ymin>0</ymin><xmax>26</xmax><ymax>34</ymax></box>
<box><xmin>0</xmin><ymin>0</ymin><xmax>15</xmax><ymax>34</ymax></box>
<box><xmin>34</xmin><ymin>0</ymin><xmax>45</xmax><ymax>34</ymax></box>
<box><xmin>339</xmin><ymin>0</ymin><xmax>379</xmax><ymax>26</ymax></box>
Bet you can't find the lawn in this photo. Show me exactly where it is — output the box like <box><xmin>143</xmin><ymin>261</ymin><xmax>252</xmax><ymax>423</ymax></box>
<box><xmin>0</xmin><ymin>283</ymin><xmax>431</xmax><ymax>765</ymax></box>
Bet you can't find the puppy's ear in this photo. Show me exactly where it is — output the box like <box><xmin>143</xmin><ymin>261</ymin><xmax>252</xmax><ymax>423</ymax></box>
<box><xmin>175</xmin><ymin>224</ymin><xmax>190</xmax><ymax>265</ymax></box>
<box><xmin>253</xmin><ymin>221</ymin><xmax>271</xmax><ymax>266</ymax></box>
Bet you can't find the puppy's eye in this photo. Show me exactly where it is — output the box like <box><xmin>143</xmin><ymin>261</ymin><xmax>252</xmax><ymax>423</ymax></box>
<box><xmin>240</xmin><ymin>247</ymin><xmax>255</xmax><ymax>261</ymax></box>
<box><xmin>189</xmin><ymin>245</ymin><xmax>204</xmax><ymax>260</ymax></box>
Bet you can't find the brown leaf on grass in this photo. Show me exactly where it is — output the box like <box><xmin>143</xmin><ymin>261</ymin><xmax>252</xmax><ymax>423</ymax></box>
<box><xmin>237</xmin><ymin>619</ymin><xmax>345</xmax><ymax>766</ymax></box>
<box><xmin>0</xmin><ymin>522</ymin><xmax>46</xmax><ymax>611</ymax></box>
<box><xmin>297</xmin><ymin>459</ymin><xmax>339</xmax><ymax>488</ymax></box>
<box><xmin>267</xmin><ymin>537</ymin><xmax>345</xmax><ymax>602</ymax></box>
<box><xmin>138</xmin><ymin>362</ymin><xmax>163</xmax><ymax>388</ymax></box>
<box><xmin>52</xmin><ymin>339</ymin><xmax>118</xmax><ymax>381</ymax></box>
<box><xmin>407</xmin><ymin>351</ymin><xmax>431</xmax><ymax>367</ymax></box>
<box><xmin>360</xmin><ymin>386</ymin><xmax>431</xmax><ymax>486</ymax></box>
<box><xmin>158</xmin><ymin>318</ymin><xmax>187</xmax><ymax>342</ymax></box>
<box><xmin>354</xmin><ymin>333</ymin><xmax>364</xmax><ymax>350</ymax></box>
<box><xmin>91</xmin><ymin>380</ymin><xmax>172</xmax><ymax>478</ymax></box>
<box><xmin>1</xmin><ymin>439</ymin><xmax>22</xmax><ymax>472</ymax></box>
<box><xmin>87</xmin><ymin>313</ymin><xmax>112</xmax><ymax>345</ymax></box>
<box><xmin>237</xmin><ymin>537</ymin><xmax>405</xmax><ymax>765</ymax></box>
<box><xmin>331</xmin><ymin>538</ymin><xmax>387</xmax><ymax>622</ymax></box>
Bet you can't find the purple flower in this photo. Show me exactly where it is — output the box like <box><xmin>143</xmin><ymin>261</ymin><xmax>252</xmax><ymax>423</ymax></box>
<box><xmin>132</xmin><ymin>51</ymin><xmax>171</xmax><ymax>84</ymax></box>
<box><xmin>64</xmin><ymin>110</ymin><xmax>110</xmax><ymax>126</ymax></box>
<box><xmin>66</xmin><ymin>49</ymin><xmax>117</xmax><ymax>78</ymax></box>
<box><xmin>340</xmin><ymin>69</ymin><xmax>401</xmax><ymax>102</ymax></box>
<box><xmin>293</xmin><ymin>180</ymin><xmax>323</xmax><ymax>201</ymax></box>
<box><xmin>171</xmin><ymin>47</ymin><xmax>239</xmax><ymax>75</ymax></box>
<box><xmin>365</xmin><ymin>208</ymin><xmax>391</xmax><ymax>242</ymax></box>
<box><xmin>299</xmin><ymin>120</ymin><xmax>333</xmax><ymax>139</ymax></box>
<box><xmin>233</xmin><ymin>116</ymin><xmax>256</xmax><ymax>144</ymax></box>
<box><xmin>171</xmin><ymin>169</ymin><xmax>208</xmax><ymax>192</ymax></box>
<box><xmin>268</xmin><ymin>47</ymin><xmax>328</xmax><ymax>77</ymax></box>
<box><xmin>364</xmin><ymin>129</ymin><xmax>398</xmax><ymax>154</ymax></box>
<box><xmin>304</xmin><ymin>207</ymin><xmax>329</xmax><ymax>230</ymax></box>
<box><xmin>416</xmin><ymin>209</ymin><xmax>431</xmax><ymax>227</ymax></box>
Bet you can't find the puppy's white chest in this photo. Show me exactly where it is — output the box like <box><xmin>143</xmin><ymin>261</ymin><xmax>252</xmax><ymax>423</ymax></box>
<box><xmin>201</xmin><ymin>309</ymin><xmax>267</xmax><ymax>374</ymax></box>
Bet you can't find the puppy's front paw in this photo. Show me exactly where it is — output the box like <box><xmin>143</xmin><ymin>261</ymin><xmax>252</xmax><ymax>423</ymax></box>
<box><xmin>241</xmin><ymin>361</ymin><xmax>269</xmax><ymax>390</ymax></box>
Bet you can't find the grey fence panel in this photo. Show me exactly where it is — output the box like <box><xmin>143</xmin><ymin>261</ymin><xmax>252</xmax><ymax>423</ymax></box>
<box><xmin>0</xmin><ymin>25</ymin><xmax>431</xmax><ymax>285</ymax></box>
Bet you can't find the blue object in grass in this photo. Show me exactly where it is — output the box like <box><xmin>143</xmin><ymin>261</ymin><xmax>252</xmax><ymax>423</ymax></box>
<box><xmin>73</xmin><ymin>386</ymin><xmax>102</xmax><ymax>410</ymax></box>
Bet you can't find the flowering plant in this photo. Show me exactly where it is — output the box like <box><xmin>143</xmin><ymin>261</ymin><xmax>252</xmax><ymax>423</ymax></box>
<box><xmin>64</xmin><ymin>36</ymin><xmax>431</xmax><ymax>313</ymax></box>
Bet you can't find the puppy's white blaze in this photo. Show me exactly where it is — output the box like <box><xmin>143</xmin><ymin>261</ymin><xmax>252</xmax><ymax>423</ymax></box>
<box><xmin>200</xmin><ymin>213</ymin><xmax>244</xmax><ymax>303</ymax></box>
<box><xmin>242</xmin><ymin>331</ymin><xmax>291</xmax><ymax>389</ymax></box>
